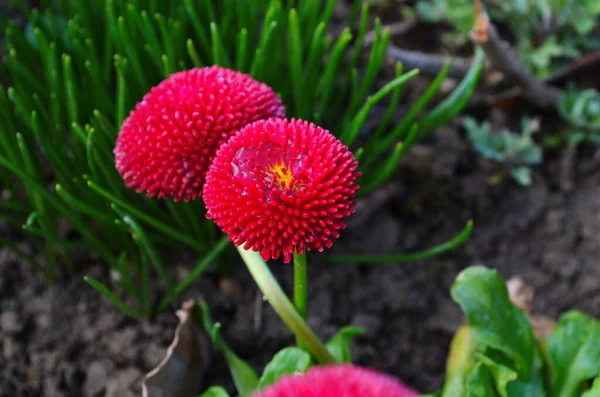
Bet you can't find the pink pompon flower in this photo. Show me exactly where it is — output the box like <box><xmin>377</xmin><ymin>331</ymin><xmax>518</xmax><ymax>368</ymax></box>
<box><xmin>252</xmin><ymin>365</ymin><xmax>419</xmax><ymax>397</ymax></box>
<box><xmin>114</xmin><ymin>66</ymin><xmax>285</xmax><ymax>202</ymax></box>
<box><xmin>203</xmin><ymin>118</ymin><xmax>360</xmax><ymax>263</ymax></box>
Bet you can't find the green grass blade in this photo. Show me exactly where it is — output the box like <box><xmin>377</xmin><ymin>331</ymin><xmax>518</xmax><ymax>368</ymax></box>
<box><xmin>419</xmin><ymin>48</ymin><xmax>485</xmax><ymax>138</ymax></box>
<box><xmin>84</xmin><ymin>276</ymin><xmax>142</xmax><ymax>318</ymax></box>
<box><xmin>112</xmin><ymin>204</ymin><xmax>175</xmax><ymax>304</ymax></box>
<box><xmin>187</xmin><ymin>39</ymin><xmax>204</xmax><ymax>67</ymax></box>
<box><xmin>86</xmin><ymin>180</ymin><xmax>204</xmax><ymax>252</ymax></box>
<box><xmin>328</xmin><ymin>220</ymin><xmax>473</xmax><ymax>264</ymax></box>
<box><xmin>157</xmin><ymin>234</ymin><xmax>230</xmax><ymax>312</ymax></box>
<box><xmin>360</xmin><ymin>124</ymin><xmax>419</xmax><ymax>195</ymax></box>
<box><xmin>341</xmin><ymin>69</ymin><xmax>419</xmax><ymax>146</ymax></box>
<box><xmin>287</xmin><ymin>9</ymin><xmax>305</xmax><ymax>117</ymax></box>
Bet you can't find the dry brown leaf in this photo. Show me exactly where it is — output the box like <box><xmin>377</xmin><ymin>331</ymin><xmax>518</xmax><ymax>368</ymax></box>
<box><xmin>142</xmin><ymin>300</ymin><xmax>212</xmax><ymax>397</ymax></box>
<box><xmin>507</xmin><ymin>276</ymin><xmax>556</xmax><ymax>341</ymax></box>
<box><xmin>507</xmin><ymin>276</ymin><xmax>534</xmax><ymax>312</ymax></box>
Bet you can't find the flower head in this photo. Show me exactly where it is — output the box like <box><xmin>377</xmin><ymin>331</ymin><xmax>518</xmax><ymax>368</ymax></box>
<box><xmin>203</xmin><ymin>118</ymin><xmax>360</xmax><ymax>263</ymax></box>
<box><xmin>114</xmin><ymin>66</ymin><xmax>285</xmax><ymax>202</ymax></box>
<box><xmin>251</xmin><ymin>365</ymin><xmax>418</xmax><ymax>397</ymax></box>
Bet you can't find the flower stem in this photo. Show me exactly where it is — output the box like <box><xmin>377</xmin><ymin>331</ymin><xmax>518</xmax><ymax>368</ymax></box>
<box><xmin>236</xmin><ymin>246</ymin><xmax>334</xmax><ymax>364</ymax></box>
<box><xmin>293</xmin><ymin>250</ymin><xmax>307</xmax><ymax>348</ymax></box>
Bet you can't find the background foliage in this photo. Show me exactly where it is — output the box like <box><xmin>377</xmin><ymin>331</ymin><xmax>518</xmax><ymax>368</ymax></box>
<box><xmin>0</xmin><ymin>0</ymin><xmax>482</xmax><ymax>316</ymax></box>
<box><xmin>435</xmin><ymin>266</ymin><xmax>600</xmax><ymax>397</ymax></box>
<box><xmin>412</xmin><ymin>0</ymin><xmax>600</xmax><ymax>78</ymax></box>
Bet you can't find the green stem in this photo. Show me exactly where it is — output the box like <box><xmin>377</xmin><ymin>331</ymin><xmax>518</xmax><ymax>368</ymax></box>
<box><xmin>327</xmin><ymin>220</ymin><xmax>474</xmax><ymax>264</ymax></box>
<box><xmin>236</xmin><ymin>246</ymin><xmax>334</xmax><ymax>364</ymax></box>
<box><xmin>293</xmin><ymin>250</ymin><xmax>308</xmax><ymax>348</ymax></box>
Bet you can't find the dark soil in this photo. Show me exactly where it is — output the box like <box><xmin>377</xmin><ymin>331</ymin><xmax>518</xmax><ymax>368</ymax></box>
<box><xmin>2</xmin><ymin>123</ymin><xmax>600</xmax><ymax>396</ymax></box>
<box><xmin>3</xmin><ymin>1</ymin><xmax>600</xmax><ymax>396</ymax></box>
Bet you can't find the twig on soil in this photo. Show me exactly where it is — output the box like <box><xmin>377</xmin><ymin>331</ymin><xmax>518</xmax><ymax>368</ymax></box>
<box><xmin>348</xmin><ymin>184</ymin><xmax>401</xmax><ymax>229</ymax></box>
<box><xmin>362</xmin><ymin>21</ymin><xmax>471</xmax><ymax>78</ymax></box>
<box><xmin>364</xmin><ymin>21</ymin><xmax>416</xmax><ymax>47</ymax></box>
<box><xmin>387</xmin><ymin>46</ymin><xmax>473</xmax><ymax>78</ymax></box>
<box><xmin>470</xmin><ymin>0</ymin><xmax>562</xmax><ymax>109</ymax></box>
<box><xmin>254</xmin><ymin>289</ymin><xmax>264</xmax><ymax>333</ymax></box>
<box><xmin>559</xmin><ymin>145</ymin><xmax>577</xmax><ymax>192</ymax></box>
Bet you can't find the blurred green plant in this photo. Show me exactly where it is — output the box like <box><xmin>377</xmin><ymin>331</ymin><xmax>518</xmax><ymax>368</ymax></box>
<box><xmin>410</xmin><ymin>0</ymin><xmax>600</xmax><ymax>78</ymax></box>
<box><xmin>433</xmin><ymin>265</ymin><xmax>600</xmax><ymax>397</ymax></box>
<box><xmin>548</xmin><ymin>86</ymin><xmax>600</xmax><ymax>147</ymax></box>
<box><xmin>0</xmin><ymin>0</ymin><xmax>483</xmax><ymax>317</ymax></box>
<box><xmin>464</xmin><ymin>116</ymin><xmax>542</xmax><ymax>186</ymax></box>
<box><xmin>196</xmin><ymin>297</ymin><xmax>364</xmax><ymax>397</ymax></box>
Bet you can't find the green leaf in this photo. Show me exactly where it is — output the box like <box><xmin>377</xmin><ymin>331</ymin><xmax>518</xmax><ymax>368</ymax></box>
<box><xmin>546</xmin><ymin>311</ymin><xmax>600</xmax><ymax>397</ymax></box>
<box><xmin>157</xmin><ymin>235</ymin><xmax>230</xmax><ymax>312</ymax></box>
<box><xmin>477</xmin><ymin>350</ymin><xmax>518</xmax><ymax>397</ymax></box>
<box><xmin>466</xmin><ymin>363</ymin><xmax>500</xmax><ymax>397</ymax></box>
<box><xmin>325</xmin><ymin>325</ymin><xmax>365</xmax><ymax>363</ymax></box>
<box><xmin>198</xmin><ymin>386</ymin><xmax>231</xmax><ymax>397</ymax></box>
<box><xmin>196</xmin><ymin>301</ymin><xmax>258</xmax><ymax>397</ymax></box>
<box><xmin>327</xmin><ymin>219</ymin><xmax>473</xmax><ymax>264</ymax></box>
<box><xmin>257</xmin><ymin>347</ymin><xmax>312</xmax><ymax>389</ymax></box>
<box><xmin>419</xmin><ymin>48</ymin><xmax>485</xmax><ymax>138</ymax></box>
<box><xmin>509</xmin><ymin>167</ymin><xmax>532</xmax><ymax>186</ymax></box>
<box><xmin>583</xmin><ymin>378</ymin><xmax>600</xmax><ymax>397</ymax></box>
<box><xmin>83</xmin><ymin>276</ymin><xmax>142</xmax><ymax>318</ymax></box>
<box><xmin>464</xmin><ymin>116</ymin><xmax>541</xmax><ymax>186</ymax></box>
<box><xmin>463</xmin><ymin>118</ymin><xmax>505</xmax><ymax>162</ymax></box>
<box><xmin>222</xmin><ymin>346</ymin><xmax>259</xmax><ymax>397</ymax></box>
<box><xmin>441</xmin><ymin>325</ymin><xmax>476</xmax><ymax>397</ymax></box>
<box><xmin>451</xmin><ymin>266</ymin><xmax>545</xmax><ymax>397</ymax></box>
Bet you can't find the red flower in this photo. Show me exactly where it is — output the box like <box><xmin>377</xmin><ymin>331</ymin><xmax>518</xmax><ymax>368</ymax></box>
<box><xmin>251</xmin><ymin>365</ymin><xmax>419</xmax><ymax>397</ymax></box>
<box><xmin>203</xmin><ymin>118</ymin><xmax>360</xmax><ymax>263</ymax></box>
<box><xmin>114</xmin><ymin>66</ymin><xmax>285</xmax><ymax>202</ymax></box>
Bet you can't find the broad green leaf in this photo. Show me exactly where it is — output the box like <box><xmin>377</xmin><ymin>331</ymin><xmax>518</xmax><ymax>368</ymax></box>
<box><xmin>221</xmin><ymin>345</ymin><xmax>259</xmax><ymax>397</ymax></box>
<box><xmin>583</xmin><ymin>378</ymin><xmax>600</xmax><ymax>397</ymax></box>
<box><xmin>546</xmin><ymin>311</ymin><xmax>600</xmax><ymax>397</ymax></box>
<box><xmin>199</xmin><ymin>386</ymin><xmax>230</xmax><ymax>397</ymax></box>
<box><xmin>479</xmin><ymin>348</ymin><xmax>545</xmax><ymax>397</ymax></box>
<box><xmin>505</xmin><ymin>349</ymin><xmax>545</xmax><ymax>397</ymax></box>
<box><xmin>325</xmin><ymin>326</ymin><xmax>366</xmax><ymax>363</ymax></box>
<box><xmin>466</xmin><ymin>363</ymin><xmax>500</xmax><ymax>397</ymax></box>
<box><xmin>451</xmin><ymin>266</ymin><xmax>545</xmax><ymax>397</ymax></box>
<box><xmin>257</xmin><ymin>347</ymin><xmax>311</xmax><ymax>389</ymax></box>
<box><xmin>196</xmin><ymin>301</ymin><xmax>258</xmax><ymax>397</ymax></box>
<box><xmin>477</xmin><ymin>350</ymin><xmax>517</xmax><ymax>397</ymax></box>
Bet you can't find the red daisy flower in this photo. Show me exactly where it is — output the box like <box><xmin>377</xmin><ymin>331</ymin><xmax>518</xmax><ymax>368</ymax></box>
<box><xmin>203</xmin><ymin>118</ymin><xmax>360</xmax><ymax>263</ymax></box>
<box><xmin>114</xmin><ymin>66</ymin><xmax>285</xmax><ymax>202</ymax></box>
<box><xmin>252</xmin><ymin>365</ymin><xmax>418</xmax><ymax>397</ymax></box>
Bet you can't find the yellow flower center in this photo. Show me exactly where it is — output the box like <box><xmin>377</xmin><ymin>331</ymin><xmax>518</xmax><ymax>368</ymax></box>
<box><xmin>270</xmin><ymin>163</ymin><xmax>294</xmax><ymax>188</ymax></box>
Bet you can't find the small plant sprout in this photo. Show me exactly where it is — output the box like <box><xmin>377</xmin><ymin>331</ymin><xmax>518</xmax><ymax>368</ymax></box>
<box><xmin>556</xmin><ymin>86</ymin><xmax>600</xmax><ymax>146</ymax></box>
<box><xmin>249</xmin><ymin>365</ymin><xmax>419</xmax><ymax>397</ymax></box>
<box><xmin>464</xmin><ymin>116</ymin><xmax>542</xmax><ymax>186</ymax></box>
<box><xmin>114</xmin><ymin>66</ymin><xmax>285</xmax><ymax>202</ymax></box>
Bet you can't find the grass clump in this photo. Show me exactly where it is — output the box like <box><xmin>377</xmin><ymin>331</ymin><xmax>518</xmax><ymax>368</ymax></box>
<box><xmin>0</xmin><ymin>0</ymin><xmax>483</xmax><ymax>316</ymax></box>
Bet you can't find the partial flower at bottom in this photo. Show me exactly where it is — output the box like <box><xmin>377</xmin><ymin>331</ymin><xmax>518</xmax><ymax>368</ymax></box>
<box><xmin>203</xmin><ymin>118</ymin><xmax>360</xmax><ymax>263</ymax></box>
<box><xmin>251</xmin><ymin>365</ymin><xmax>418</xmax><ymax>397</ymax></box>
<box><xmin>114</xmin><ymin>66</ymin><xmax>285</xmax><ymax>202</ymax></box>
